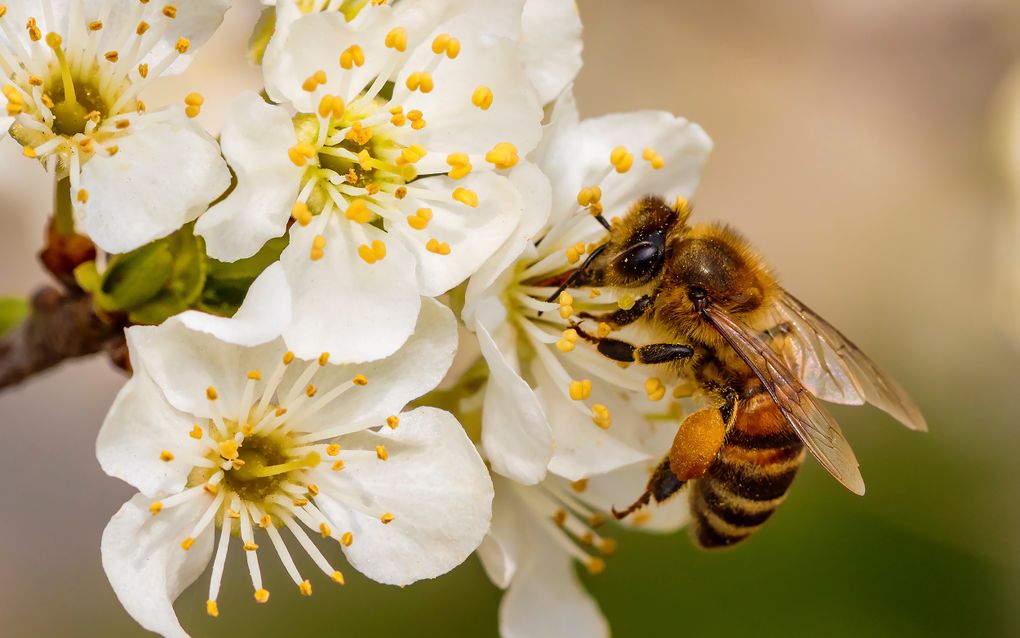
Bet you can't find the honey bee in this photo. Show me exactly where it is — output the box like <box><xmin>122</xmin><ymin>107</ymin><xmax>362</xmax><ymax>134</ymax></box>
<box><xmin>546</xmin><ymin>196</ymin><xmax>927</xmax><ymax>548</ymax></box>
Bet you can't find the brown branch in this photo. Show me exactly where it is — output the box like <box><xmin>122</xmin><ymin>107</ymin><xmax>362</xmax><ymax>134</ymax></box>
<box><xmin>0</xmin><ymin>287</ymin><xmax>122</xmax><ymax>391</ymax></box>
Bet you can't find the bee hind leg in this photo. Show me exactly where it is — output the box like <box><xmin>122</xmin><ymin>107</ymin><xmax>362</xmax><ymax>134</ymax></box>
<box><xmin>612</xmin><ymin>458</ymin><xmax>687</xmax><ymax>520</ymax></box>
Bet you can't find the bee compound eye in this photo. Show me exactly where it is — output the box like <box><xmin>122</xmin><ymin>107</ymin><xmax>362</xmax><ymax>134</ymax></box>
<box><xmin>688</xmin><ymin>286</ymin><xmax>707</xmax><ymax>301</ymax></box>
<box><xmin>614</xmin><ymin>240</ymin><xmax>663</xmax><ymax>279</ymax></box>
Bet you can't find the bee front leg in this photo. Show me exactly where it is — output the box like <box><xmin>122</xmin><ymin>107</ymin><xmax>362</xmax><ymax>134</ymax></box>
<box><xmin>571</xmin><ymin>323</ymin><xmax>693</xmax><ymax>364</ymax></box>
<box><xmin>578</xmin><ymin>294</ymin><xmax>654</xmax><ymax>328</ymax></box>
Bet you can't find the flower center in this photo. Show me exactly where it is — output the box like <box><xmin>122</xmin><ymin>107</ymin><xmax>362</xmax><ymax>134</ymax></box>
<box><xmin>216</xmin><ymin>431</ymin><xmax>322</xmax><ymax>504</ymax></box>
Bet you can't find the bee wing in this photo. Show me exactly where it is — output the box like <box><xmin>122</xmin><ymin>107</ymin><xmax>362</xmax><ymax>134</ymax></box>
<box><xmin>702</xmin><ymin>304</ymin><xmax>866</xmax><ymax>495</ymax></box>
<box><xmin>776</xmin><ymin>292</ymin><xmax>927</xmax><ymax>432</ymax></box>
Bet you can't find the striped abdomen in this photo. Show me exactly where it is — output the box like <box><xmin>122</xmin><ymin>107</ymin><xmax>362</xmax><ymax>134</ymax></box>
<box><xmin>689</xmin><ymin>394</ymin><xmax>806</xmax><ymax>549</ymax></box>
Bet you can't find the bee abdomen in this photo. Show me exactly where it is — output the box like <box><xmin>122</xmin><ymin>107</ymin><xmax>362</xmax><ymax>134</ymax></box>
<box><xmin>690</xmin><ymin>434</ymin><xmax>805</xmax><ymax>549</ymax></box>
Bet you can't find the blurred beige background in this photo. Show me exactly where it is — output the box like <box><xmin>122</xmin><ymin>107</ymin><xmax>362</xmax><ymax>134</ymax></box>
<box><xmin>2</xmin><ymin>0</ymin><xmax>1019</xmax><ymax>635</ymax></box>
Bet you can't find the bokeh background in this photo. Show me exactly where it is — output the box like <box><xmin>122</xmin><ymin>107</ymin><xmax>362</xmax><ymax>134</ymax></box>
<box><xmin>2</xmin><ymin>0</ymin><xmax>1019</xmax><ymax>635</ymax></box>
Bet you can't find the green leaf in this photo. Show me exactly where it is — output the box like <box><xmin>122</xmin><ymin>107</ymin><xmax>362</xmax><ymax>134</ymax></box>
<box><xmin>101</xmin><ymin>238</ymin><xmax>175</xmax><ymax>310</ymax></box>
<box><xmin>127</xmin><ymin>228</ymin><xmax>207</xmax><ymax>325</ymax></box>
<box><xmin>0</xmin><ymin>297</ymin><xmax>29</xmax><ymax>337</ymax></box>
<box><xmin>199</xmin><ymin>235</ymin><xmax>288</xmax><ymax>316</ymax></box>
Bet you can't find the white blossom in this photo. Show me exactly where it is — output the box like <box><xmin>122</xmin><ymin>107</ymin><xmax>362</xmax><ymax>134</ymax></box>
<box><xmin>0</xmin><ymin>0</ymin><xmax>231</xmax><ymax>253</ymax></box>
<box><xmin>98</xmin><ymin>282</ymin><xmax>493</xmax><ymax>638</ymax></box>
<box><xmin>461</xmin><ymin>88</ymin><xmax>714</xmax><ymax>485</ymax></box>
<box><xmin>196</xmin><ymin>0</ymin><xmax>544</xmax><ymax>363</ymax></box>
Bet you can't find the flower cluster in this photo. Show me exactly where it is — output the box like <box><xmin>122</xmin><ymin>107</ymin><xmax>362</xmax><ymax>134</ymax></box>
<box><xmin>2</xmin><ymin>1</ymin><xmax>714</xmax><ymax>636</ymax></box>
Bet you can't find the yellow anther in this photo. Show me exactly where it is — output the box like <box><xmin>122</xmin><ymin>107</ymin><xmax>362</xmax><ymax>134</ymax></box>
<box><xmin>105</xmin><ymin>51</ymin><xmax>119</xmax><ymax>62</ymax></box>
<box><xmin>339</xmin><ymin>44</ymin><xmax>365</xmax><ymax>69</ymax></box>
<box><xmin>181</xmin><ymin>537</ymin><xmax>196</xmax><ymax>551</ymax></box>
<box><xmin>618</xmin><ymin>294</ymin><xmax>636</xmax><ymax>311</ymax></box>
<box><xmin>22</xmin><ymin>146</ymin><xmax>37</xmax><ymax>158</ymax></box>
<box><xmin>314</xmin><ymin>522</ymin><xmax>330</xmax><ymax>539</ymax></box>
<box><xmin>341</xmin><ymin>531</ymin><xmax>354</xmax><ymax>546</ymax></box>
<box><xmin>446</xmin><ymin>152</ymin><xmax>472</xmax><ymax>179</ymax></box>
<box><xmin>357</xmin><ymin>240</ymin><xmax>386</xmax><ymax>264</ymax></box>
<box><xmin>610</xmin><ymin>145</ymin><xmax>634</xmax><ymax>173</ymax></box>
<box><xmin>326</xmin><ymin>443</ymin><xmax>341</xmax><ymax>456</ymax></box>
<box><xmin>472</xmin><ymin>85</ymin><xmax>494</xmax><ymax>110</ymax></box>
<box><xmin>254</xmin><ymin>589</ymin><xmax>270</xmax><ymax>603</ymax></box>
<box><xmin>353</xmin><ymin>374</ymin><xmax>368</xmax><ymax>386</ymax></box>
<box><xmin>275</xmin><ymin>407</ymin><xmax>288</xmax><ymax>417</ymax></box>
<box><xmin>357</xmin><ymin>148</ymin><xmax>374</xmax><ymax>170</ymax></box>
<box><xmin>376</xmin><ymin>445</ymin><xmax>388</xmax><ymax>461</ymax></box>
<box><xmin>642</xmin><ymin>146</ymin><xmax>665</xmax><ymax>169</ymax></box>
<box><xmin>597</xmin><ymin>322</ymin><xmax>611</xmax><ymax>338</ymax></box>
<box><xmin>291</xmin><ymin>201</ymin><xmax>312</xmax><ymax>226</ymax></box>
<box><xmin>159</xmin><ymin>450</ymin><xmax>174</xmax><ymax>462</ymax></box>
<box><xmin>386</xmin><ymin>415</ymin><xmax>400</xmax><ymax>429</ymax></box>
<box><xmin>310</xmin><ymin>234</ymin><xmax>327</xmax><ymax>261</ymax></box>
<box><xmin>571</xmin><ymin>478</ymin><xmax>589</xmax><ymax>493</ymax></box>
<box><xmin>453</xmin><ymin>188</ymin><xmax>478</xmax><ymax>207</ymax></box>
<box><xmin>175</xmin><ymin>37</ymin><xmax>190</xmax><ymax>53</ymax></box>
<box><xmin>105</xmin><ymin>144</ymin><xmax>118</xmax><ymax>157</ymax></box>
<box><xmin>426</xmin><ymin>238</ymin><xmax>451</xmax><ymax>255</ymax></box>
<box><xmin>599</xmin><ymin>538</ymin><xmax>618</xmax><ymax>555</ymax></box>
<box><xmin>228</xmin><ymin>509</ymin><xmax>241</xmax><ymax>519</ymax></box>
<box><xmin>247</xmin><ymin>370</ymin><xmax>262</xmax><ymax>381</ymax></box>
<box><xmin>485</xmin><ymin>142</ymin><xmax>519</xmax><ymax>169</ymax></box>
<box><xmin>313</xmin><ymin>69</ymin><xmax>327</xmax><ymax>84</ymax></box>
<box><xmin>292</xmin><ymin>497</ymin><xmax>309</xmax><ymax>507</ymax></box>
<box><xmin>204</xmin><ymin>483</ymin><xmax>219</xmax><ymax>495</ymax></box>
<box><xmin>297</xmin><ymin>580</ymin><xmax>312</xmax><ymax>596</ymax></box>
<box><xmin>26</xmin><ymin>18</ymin><xmax>41</xmax><ymax>42</ymax></box>
<box><xmin>405</xmin><ymin>71</ymin><xmax>434</xmax><ymax>93</ymax></box>
<box><xmin>556</xmin><ymin>328</ymin><xmax>579</xmax><ymax>353</ymax></box>
<box><xmin>305</xmin><ymin>384</ymin><xmax>317</xmax><ymax>397</ymax></box>
<box><xmin>259</xmin><ymin>515</ymin><xmax>271</xmax><ymax>528</ymax></box>
<box><xmin>206</xmin><ymin>600</ymin><xmax>219</xmax><ymax>617</ymax></box>
<box><xmin>380</xmin><ymin>513</ymin><xmax>395</xmax><ymax>524</ymax></box>
<box><xmin>332</xmin><ymin>460</ymin><xmax>345</xmax><ymax>471</ymax></box>
<box><xmin>137</xmin><ymin>63</ymin><xmax>148</xmax><ymax>78</ymax></box>
<box><xmin>565</xmin><ymin>246</ymin><xmax>581</xmax><ymax>264</ymax></box>
<box><xmin>332</xmin><ymin>571</ymin><xmax>346</xmax><ymax>585</ymax></box>
<box><xmin>115</xmin><ymin>119</ymin><xmax>131</xmax><ymax>129</ymax></box>
<box><xmin>87</xmin><ymin>19</ymin><xmax>102</xmax><ymax>30</ymax></box>
<box><xmin>592</xmin><ymin>404</ymin><xmax>612</xmax><ymax>429</ymax></box>
<box><xmin>206</xmin><ymin>386</ymin><xmax>218</xmax><ymax>401</ymax></box>
<box><xmin>569</xmin><ymin>379</ymin><xmax>592</xmax><ymax>401</ymax></box>
<box><xmin>136</xmin><ymin>21</ymin><xmax>150</xmax><ymax>35</ymax></box>
<box><xmin>645</xmin><ymin>377</ymin><xmax>666</xmax><ymax>401</ymax></box>
<box><xmin>149</xmin><ymin>501</ymin><xmax>163</xmax><ymax>515</ymax></box>
<box><xmin>243</xmin><ymin>542</ymin><xmax>259</xmax><ymax>551</ymax></box>
<box><xmin>76</xmin><ymin>189</ymin><xmax>89</xmax><ymax>204</ymax></box>
<box><xmin>577</xmin><ymin>185</ymin><xmax>603</xmax><ymax>207</ymax></box>
<box><xmin>163</xmin><ymin>5</ymin><xmax>178</xmax><ymax>18</ymax></box>
<box><xmin>553</xmin><ymin>509</ymin><xmax>567</xmax><ymax>526</ymax></box>
<box><xmin>407</xmin><ymin>208</ymin><xmax>431</xmax><ymax>230</ymax></box>
<box><xmin>385</xmin><ymin>26</ymin><xmax>407</xmax><ymax>51</ymax></box>
<box><xmin>218</xmin><ymin>440</ymin><xmax>239</xmax><ymax>460</ymax></box>
<box><xmin>397</xmin><ymin>143</ymin><xmax>427</xmax><ymax>165</ymax></box>
<box><xmin>431</xmin><ymin>33</ymin><xmax>460</xmax><ymax>58</ymax></box>
<box><xmin>587</xmin><ymin>558</ymin><xmax>606</xmax><ymax>575</ymax></box>
<box><xmin>345</xmin><ymin>199</ymin><xmax>372</xmax><ymax>224</ymax></box>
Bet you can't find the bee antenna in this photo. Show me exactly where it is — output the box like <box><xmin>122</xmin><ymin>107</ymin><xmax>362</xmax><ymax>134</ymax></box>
<box><xmin>542</xmin><ymin>242</ymin><xmax>608</xmax><ymax>307</ymax></box>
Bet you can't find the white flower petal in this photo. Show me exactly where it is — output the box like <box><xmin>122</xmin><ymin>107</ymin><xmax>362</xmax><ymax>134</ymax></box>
<box><xmin>533</xmin><ymin>363</ymin><xmax>654</xmax><ymax>480</ymax></box>
<box><xmin>521</xmin><ymin>0</ymin><xmax>583</xmax><ymax>104</ymax></box>
<box><xmin>394</xmin><ymin>29</ymin><xmax>543</xmax><ymax>159</ymax></box>
<box><xmin>279</xmin><ymin>216</ymin><xmax>421</xmax><ymax>363</ymax></box>
<box><xmin>101</xmin><ymin>493</ymin><xmax>214</xmax><ymax>638</ymax></box>
<box><xmin>175</xmin><ymin>262</ymin><xmax>292</xmax><ymax>347</ymax></box>
<box><xmin>540</xmin><ymin>107</ymin><xmax>713</xmax><ymax>226</ymax></box>
<box><xmin>499</xmin><ymin>528</ymin><xmax>608</xmax><ymax>638</ymax></box>
<box><xmin>289</xmin><ymin>298</ymin><xmax>457</xmax><ymax>434</ymax></box>
<box><xmin>314</xmin><ymin>407</ymin><xmax>493</xmax><ymax>585</ymax></box>
<box><xmin>392</xmin><ymin>171</ymin><xmax>521</xmax><ymax>297</ymax></box>
<box><xmin>476</xmin><ymin>323</ymin><xmax>551</xmax><ymax>485</ymax></box>
<box><xmin>79</xmin><ymin>110</ymin><xmax>230</xmax><ymax>254</ymax></box>
<box><xmin>95</xmin><ymin>0</ymin><xmax>231</xmax><ymax>76</ymax></box>
<box><xmin>465</xmin><ymin>162</ymin><xmax>552</xmax><ymax>301</ymax></box>
<box><xmin>1</xmin><ymin>116</ymin><xmax>12</xmax><ymax>140</ymax></box>
<box><xmin>124</xmin><ymin>323</ymin><xmax>283</xmax><ymax>420</ymax></box>
<box><xmin>96</xmin><ymin>368</ymin><xmax>200</xmax><ymax>498</ymax></box>
<box><xmin>476</xmin><ymin>474</ymin><xmax>527</xmax><ymax>589</ymax></box>
<box><xmin>263</xmin><ymin>8</ymin><xmax>399</xmax><ymax>111</ymax></box>
<box><xmin>196</xmin><ymin>93</ymin><xmax>302</xmax><ymax>262</ymax></box>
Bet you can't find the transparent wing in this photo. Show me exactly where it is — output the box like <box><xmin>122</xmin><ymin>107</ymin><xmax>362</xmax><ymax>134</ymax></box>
<box><xmin>776</xmin><ymin>292</ymin><xmax>927</xmax><ymax>432</ymax></box>
<box><xmin>702</xmin><ymin>304</ymin><xmax>866</xmax><ymax>495</ymax></box>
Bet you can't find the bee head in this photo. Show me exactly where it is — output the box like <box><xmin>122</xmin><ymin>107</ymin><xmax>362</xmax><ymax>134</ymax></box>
<box><xmin>594</xmin><ymin>195</ymin><xmax>690</xmax><ymax>287</ymax></box>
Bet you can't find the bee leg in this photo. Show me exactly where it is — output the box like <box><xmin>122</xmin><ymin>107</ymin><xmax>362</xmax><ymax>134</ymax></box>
<box><xmin>571</xmin><ymin>324</ymin><xmax>693</xmax><ymax>364</ymax></box>
<box><xmin>578</xmin><ymin>294</ymin><xmax>654</xmax><ymax>328</ymax></box>
<box><xmin>612</xmin><ymin>458</ymin><xmax>686</xmax><ymax>520</ymax></box>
